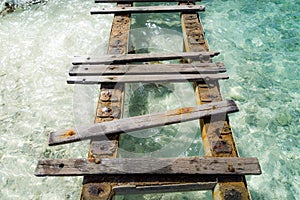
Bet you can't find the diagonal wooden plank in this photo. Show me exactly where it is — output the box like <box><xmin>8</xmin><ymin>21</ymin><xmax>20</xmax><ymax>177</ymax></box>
<box><xmin>66</xmin><ymin>74</ymin><xmax>229</xmax><ymax>84</ymax></box>
<box><xmin>34</xmin><ymin>157</ymin><xmax>261</xmax><ymax>176</ymax></box>
<box><xmin>90</xmin><ymin>5</ymin><xmax>205</xmax><ymax>15</ymax></box>
<box><xmin>48</xmin><ymin>100</ymin><xmax>238</xmax><ymax>146</ymax></box>
<box><xmin>69</xmin><ymin>62</ymin><xmax>226</xmax><ymax>76</ymax></box>
<box><xmin>72</xmin><ymin>51</ymin><xmax>219</xmax><ymax>65</ymax></box>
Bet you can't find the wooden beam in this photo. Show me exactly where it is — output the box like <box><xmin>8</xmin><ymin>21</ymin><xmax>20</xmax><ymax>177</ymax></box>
<box><xmin>49</xmin><ymin>100</ymin><xmax>238</xmax><ymax>146</ymax></box>
<box><xmin>72</xmin><ymin>51</ymin><xmax>219</xmax><ymax>65</ymax></box>
<box><xmin>35</xmin><ymin>157</ymin><xmax>261</xmax><ymax>176</ymax></box>
<box><xmin>69</xmin><ymin>62</ymin><xmax>226</xmax><ymax>76</ymax></box>
<box><xmin>95</xmin><ymin>0</ymin><xmax>201</xmax><ymax>3</ymax></box>
<box><xmin>90</xmin><ymin>5</ymin><xmax>205</xmax><ymax>15</ymax></box>
<box><xmin>67</xmin><ymin>74</ymin><xmax>229</xmax><ymax>84</ymax></box>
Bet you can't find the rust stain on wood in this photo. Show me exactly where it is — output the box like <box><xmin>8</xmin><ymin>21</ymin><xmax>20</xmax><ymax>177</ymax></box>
<box><xmin>175</xmin><ymin>107</ymin><xmax>194</xmax><ymax>115</ymax></box>
<box><xmin>61</xmin><ymin>130</ymin><xmax>76</xmax><ymax>138</ymax></box>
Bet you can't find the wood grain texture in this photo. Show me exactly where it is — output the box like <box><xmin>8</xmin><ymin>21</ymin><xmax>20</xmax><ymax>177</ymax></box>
<box><xmin>49</xmin><ymin>100</ymin><xmax>238</xmax><ymax>146</ymax></box>
<box><xmin>72</xmin><ymin>51</ymin><xmax>219</xmax><ymax>65</ymax></box>
<box><xmin>67</xmin><ymin>74</ymin><xmax>229</xmax><ymax>84</ymax></box>
<box><xmin>35</xmin><ymin>157</ymin><xmax>261</xmax><ymax>176</ymax></box>
<box><xmin>90</xmin><ymin>5</ymin><xmax>205</xmax><ymax>15</ymax></box>
<box><xmin>69</xmin><ymin>62</ymin><xmax>226</xmax><ymax>76</ymax></box>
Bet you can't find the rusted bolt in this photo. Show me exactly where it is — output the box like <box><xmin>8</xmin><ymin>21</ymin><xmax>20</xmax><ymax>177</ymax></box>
<box><xmin>100</xmin><ymin>90</ymin><xmax>112</xmax><ymax>98</ymax></box>
<box><xmin>225</xmin><ymin>189</ymin><xmax>242</xmax><ymax>200</ymax></box>
<box><xmin>101</xmin><ymin>107</ymin><xmax>112</xmax><ymax>113</ymax></box>
<box><xmin>88</xmin><ymin>185</ymin><xmax>104</xmax><ymax>196</ymax></box>
<box><xmin>82</xmin><ymin>183</ymin><xmax>112</xmax><ymax>199</ymax></box>
<box><xmin>94</xmin><ymin>158</ymin><xmax>101</xmax><ymax>164</ymax></box>
<box><xmin>100</xmin><ymin>144</ymin><xmax>108</xmax><ymax>151</ymax></box>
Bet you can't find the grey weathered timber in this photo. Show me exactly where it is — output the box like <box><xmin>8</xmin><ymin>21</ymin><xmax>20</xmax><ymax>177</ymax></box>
<box><xmin>49</xmin><ymin>100</ymin><xmax>238</xmax><ymax>146</ymax></box>
<box><xmin>72</xmin><ymin>52</ymin><xmax>219</xmax><ymax>65</ymax></box>
<box><xmin>95</xmin><ymin>0</ymin><xmax>200</xmax><ymax>3</ymax></box>
<box><xmin>67</xmin><ymin>74</ymin><xmax>229</xmax><ymax>84</ymax></box>
<box><xmin>91</xmin><ymin>5</ymin><xmax>205</xmax><ymax>15</ymax></box>
<box><xmin>69</xmin><ymin>62</ymin><xmax>226</xmax><ymax>76</ymax></box>
<box><xmin>35</xmin><ymin>157</ymin><xmax>261</xmax><ymax>176</ymax></box>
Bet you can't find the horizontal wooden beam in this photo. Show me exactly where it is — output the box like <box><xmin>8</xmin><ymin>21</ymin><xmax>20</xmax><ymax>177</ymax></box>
<box><xmin>49</xmin><ymin>100</ymin><xmax>238</xmax><ymax>146</ymax></box>
<box><xmin>90</xmin><ymin>5</ymin><xmax>205</xmax><ymax>15</ymax></box>
<box><xmin>67</xmin><ymin>74</ymin><xmax>228</xmax><ymax>84</ymax></box>
<box><xmin>35</xmin><ymin>157</ymin><xmax>261</xmax><ymax>176</ymax></box>
<box><xmin>72</xmin><ymin>51</ymin><xmax>219</xmax><ymax>65</ymax></box>
<box><xmin>95</xmin><ymin>0</ymin><xmax>201</xmax><ymax>3</ymax></box>
<box><xmin>69</xmin><ymin>62</ymin><xmax>226</xmax><ymax>76</ymax></box>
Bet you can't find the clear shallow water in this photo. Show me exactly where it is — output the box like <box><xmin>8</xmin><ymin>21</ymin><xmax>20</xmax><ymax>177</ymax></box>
<box><xmin>0</xmin><ymin>0</ymin><xmax>299</xmax><ymax>199</ymax></box>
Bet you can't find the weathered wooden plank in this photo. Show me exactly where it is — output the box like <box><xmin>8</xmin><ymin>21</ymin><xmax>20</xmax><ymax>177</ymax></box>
<box><xmin>35</xmin><ymin>157</ymin><xmax>261</xmax><ymax>176</ymax></box>
<box><xmin>49</xmin><ymin>100</ymin><xmax>238</xmax><ymax>146</ymax></box>
<box><xmin>95</xmin><ymin>0</ymin><xmax>201</xmax><ymax>3</ymax></box>
<box><xmin>69</xmin><ymin>62</ymin><xmax>226</xmax><ymax>76</ymax></box>
<box><xmin>90</xmin><ymin>5</ymin><xmax>205</xmax><ymax>15</ymax></box>
<box><xmin>72</xmin><ymin>51</ymin><xmax>219</xmax><ymax>65</ymax></box>
<box><xmin>67</xmin><ymin>74</ymin><xmax>229</xmax><ymax>84</ymax></box>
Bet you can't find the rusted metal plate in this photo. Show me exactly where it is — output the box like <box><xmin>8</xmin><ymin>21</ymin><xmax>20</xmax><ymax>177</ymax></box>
<box><xmin>72</xmin><ymin>51</ymin><xmax>220</xmax><ymax>65</ymax></box>
<box><xmin>90</xmin><ymin>141</ymin><xmax>118</xmax><ymax>159</ymax></box>
<box><xmin>35</xmin><ymin>157</ymin><xmax>261</xmax><ymax>176</ymax></box>
<box><xmin>91</xmin><ymin>5</ymin><xmax>205</xmax><ymax>15</ymax></box>
<box><xmin>81</xmin><ymin>3</ymin><xmax>132</xmax><ymax>199</ymax></box>
<box><xmin>69</xmin><ymin>62</ymin><xmax>226</xmax><ymax>76</ymax></box>
<box><xmin>180</xmin><ymin>2</ymin><xmax>256</xmax><ymax>200</ymax></box>
<box><xmin>49</xmin><ymin>100</ymin><xmax>239</xmax><ymax>146</ymax></box>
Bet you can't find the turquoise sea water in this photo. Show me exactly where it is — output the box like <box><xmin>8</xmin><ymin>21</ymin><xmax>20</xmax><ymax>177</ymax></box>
<box><xmin>0</xmin><ymin>0</ymin><xmax>299</xmax><ymax>199</ymax></box>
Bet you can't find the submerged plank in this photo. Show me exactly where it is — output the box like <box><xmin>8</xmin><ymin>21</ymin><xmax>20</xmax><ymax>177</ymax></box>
<box><xmin>67</xmin><ymin>74</ymin><xmax>229</xmax><ymax>84</ymax></box>
<box><xmin>69</xmin><ymin>62</ymin><xmax>226</xmax><ymax>76</ymax></box>
<box><xmin>35</xmin><ymin>157</ymin><xmax>261</xmax><ymax>176</ymax></box>
<box><xmin>72</xmin><ymin>51</ymin><xmax>219</xmax><ymax>65</ymax></box>
<box><xmin>49</xmin><ymin>100</ymin><xmax>238</xmax><ymax>146</ymax></box>
<box><xmin>90</xmin><ymin>5</ymin><xmax>205</xmax><ymax>15</ymax></box>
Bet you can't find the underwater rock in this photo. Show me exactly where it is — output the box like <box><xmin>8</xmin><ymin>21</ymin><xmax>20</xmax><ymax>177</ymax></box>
<box><xmin>0</xmin><ymin>0</ymin><xmax>48</xmax><ymax>16</ymax></box>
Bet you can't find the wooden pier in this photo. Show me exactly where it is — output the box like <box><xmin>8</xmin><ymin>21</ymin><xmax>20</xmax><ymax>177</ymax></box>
<box><xmin>35</xmin><ymin>0</ymin><xmax>261</xmax><ymax>199</ymax></box>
